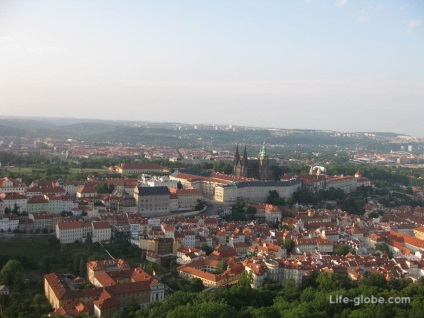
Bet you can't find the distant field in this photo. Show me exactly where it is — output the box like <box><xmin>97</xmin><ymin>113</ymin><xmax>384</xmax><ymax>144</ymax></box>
<box><xmin>69</xmin><ymin>167</ymin><xmax>111</xmax><ymax>174</ymax></box>
<box><xmin>6</xmin><ymin>166</ymin><xmax>33</xmax><ymax>174</ymax></box>
<box><xmin>0</xmin><ymin>237</ymin><xmax>50</xmax><ymax>259</ymax></box>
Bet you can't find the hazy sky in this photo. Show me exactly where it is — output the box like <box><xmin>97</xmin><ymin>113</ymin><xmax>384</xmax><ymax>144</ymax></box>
<box><xmin>0</xmin><ymin>0</ymin><xmax>423</xmax><ymax>136</ymax></box>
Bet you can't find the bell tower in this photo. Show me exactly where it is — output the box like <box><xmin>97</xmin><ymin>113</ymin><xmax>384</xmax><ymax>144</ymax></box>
<box><xmin>258</xmin><ymin>140</ymin><xmax>273</xmax><ymax>180</ymax></box>
<box><xmin>233</xmin><ymin>144</ymin><xmax>240</xmax><ymax>175</ymax></box>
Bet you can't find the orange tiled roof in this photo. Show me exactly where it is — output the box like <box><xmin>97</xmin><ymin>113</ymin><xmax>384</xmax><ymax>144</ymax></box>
<box><xmin>0</xmin><ymin>192</ymin><xmax>27</xmax><ymax>200</ymax></box>
<box><xmin>94</xmin><ymin>296</ymin><xmax>120</xmax><ymax>310</ymax></box>
<box><xmin>92</xmin><ymin>221</ymin><xmax>111</xmax><ymax>229</ymax></box>
<box><xmin>57</xmin><ymin>221</ymin><xmax>91</xmax><ymax>230</ymax></box>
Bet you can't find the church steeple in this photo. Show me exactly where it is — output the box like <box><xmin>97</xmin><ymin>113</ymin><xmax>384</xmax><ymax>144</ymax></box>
<box><xmin>243</xmin><ymin>145</ymin><xmax>248</xmax><ymax>160</ymax></box>
<box><xmin>259</xmin><ymin>140</ymin><xmax>267</xmax><ymax>158</ymax></box>
<box><xmin>234</xmin><ymin>144</ymin><xmax>240</xmax><ymax>164</ymax></box>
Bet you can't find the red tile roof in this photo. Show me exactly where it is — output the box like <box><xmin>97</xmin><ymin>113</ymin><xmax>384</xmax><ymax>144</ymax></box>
<box><xmin>94</xmin><ymin>296</ymin><xmax>120</xmax><ymax>310</ymax></box>
<box><xmin>92</xmin><ymin>221</ymin><xmax>111</xmax><ymax>229</ymax></box>
<box><xmin>57</xmin><ymin>221</ymin><xmax>91</xmax><ymax>230</ymax></box>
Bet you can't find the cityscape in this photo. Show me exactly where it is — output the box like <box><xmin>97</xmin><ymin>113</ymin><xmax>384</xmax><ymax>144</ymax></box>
<box><xmin>1</xmin><ymin>0</ymin><xmax>423</xmax><ymax>318</ymax></box>
<box><xmin>0</xmin><ymin>117</ymin><xmax>423</xmax><ymax>317</ymax></box>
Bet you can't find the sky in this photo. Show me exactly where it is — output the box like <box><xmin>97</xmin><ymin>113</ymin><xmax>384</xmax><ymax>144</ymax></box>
<box><xmin>0</xmin><ymin>0</ymin><xmax>423</xmax><ymax>136</ymax></box>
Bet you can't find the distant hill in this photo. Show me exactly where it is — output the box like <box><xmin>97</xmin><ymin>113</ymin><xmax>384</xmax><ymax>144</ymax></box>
<box><xmin>0</xmin><ymin>116</ymin><xmax>420</xmax><ymax>154</ymax></box>
<box><xmin>59</xmin><ymin>122</ymin><xmax>119</xmax><ymax>136</ymax></box>
<box><xmin>0</xmin><ymin>123</ymin><xmax>29</xmax><ymax>137</ymax></box>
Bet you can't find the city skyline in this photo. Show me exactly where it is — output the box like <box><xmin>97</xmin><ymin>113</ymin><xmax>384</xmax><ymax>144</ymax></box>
<box><xmin>0</xmin><ymin>0</ymin><xmax>423</xmax><ymax>136</ymax></box>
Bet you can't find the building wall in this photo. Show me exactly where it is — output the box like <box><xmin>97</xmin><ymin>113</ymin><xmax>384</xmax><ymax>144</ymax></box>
<box><xmin>140</xmin><ymin>239</ymin><xmax>159</xmax><ymax>253</ymax></box>
<box><xmin>2</xmin><ymin>198</ymin><xmax>28</xmax><ymax>212</ymax></box>
<box><xmin>92</xmin><ymin>227</ymin><xmax>112</xmax><ymax>242</ymax></box>
<box><xmin>414</xmin><ymin>229</ymin><xmax>424</xmax><ymax>240</ymax></box>
<box><xmin>0</xmin><ymin>180</ymin><xmax>27</xmax><ymax>194</ymax></box>
<box><xmin>44</xmin><ymin>278</ymin><xmax>60</xmax><ymax>309</ymax></box>
<box><xmin>135</xmin><ymin>193</ymin><xmax>170</xmax><ymax>215</ymax></box>
<box><xmin>49</xmin><ymin>199</ymin><xmax>63</xmax><ymax>214</ymax></box>
<box><xmin>177</xmin><ymin>193</ymin><xmax>202</xmax><ymax>209</ymax></box>
<box><xmin>170</xmin><ymin>198</ymin><xmax>179</xmax><ymax>211</ymax></box>
<box><xmin>56</xmin><ymin>224</ymin><xmax>92</xmax><ymax>243</ymax></box>
<box><xmin>214</xmin><ymin>185</ymin><xmax>237</xmax><ymax>203</ymax></box>
<box><xmin>27</xmin><ymin>202</ymin><xmax>49</xmax><ymax>213</ymax></box>
<box><xmin>0</xmin><ymin>218</ymin><xmax>19</xmax><ymax>231</ymax></box>
<box><xmin>237</xmin><ymin>183</ymin><xmax>301</xmax><ymax>202</ymax></box>
<box><xmin>326</xmin><ymin>178</ymin><xmax>357</xmax><ymax>193</ymax></box>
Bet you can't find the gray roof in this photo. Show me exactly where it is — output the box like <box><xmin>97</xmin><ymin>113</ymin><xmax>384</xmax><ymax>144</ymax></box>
<box><xmin>136</xmin><ymin>186</ymin><xmax>170</xmax><ymax>195</ymax></box>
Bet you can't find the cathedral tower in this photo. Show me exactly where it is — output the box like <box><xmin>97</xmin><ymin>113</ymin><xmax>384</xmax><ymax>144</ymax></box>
<box><xmin>258</xmin><ymin>141</ymin><xmax>274</xmax><ymax>180</ymax></box>
<box><xmin>233</xmin><ymin>142</ymin><xmax>274</xmax><ymax>180</ymax></box>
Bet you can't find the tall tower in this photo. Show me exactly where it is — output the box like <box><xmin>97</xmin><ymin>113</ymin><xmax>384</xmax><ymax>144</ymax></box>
<box><xmin>234</xmin><ymin>144</ymin><xmax>250</xmax><ymax>178</ymax></box>
<box><xmin>243</xmin><ymin>145</ymin><xmax>248</xmax><ymax>166</ymax></box>
<box><xmin>233</xmin><ymin>144</ymin><xmax>240</xmax><ymax>175</ymax></box>
<box><xmin>258</xmin><ymin>140</ymin><xmax>273</xmax><ymax>180</ymax></box>
<box><xmin>241</xmin><ymin>145</ymin><xmax>249</xmax><ymax>177</ymax></box>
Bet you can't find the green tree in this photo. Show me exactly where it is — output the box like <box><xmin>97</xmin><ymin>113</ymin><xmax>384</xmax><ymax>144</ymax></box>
<box><xmin>146</xmin><ymin>262</ymin><xmax>157</xmax><ymax>274</ymax></box>
<box><xmin>237</xmin><ymin>271</ymin><xmax>251</xmax><ymax>288</ymax></box>
<box><xmin>111</xmin><ymin>311</ymin><xmax>127</xmax><ymax>318</ymax></box>
<box><xmin>375</xmin><ymin>243</ymin><xmax>393</xmax><ymax>258</ymax></box>
<box><xmin>284</xmin><ymin>239</ymin><xmax>295</xmax><ymax>254</ymax></box>
<box><xmin>360</xmin><ymin>273</ymin><xmax>387</xmax><ymax>289</ymax></box>
<box><xmin>79</xmin><ymin>259</ymin><xmax>87</xmax><ymax>278</ymax></box>
<box><xmin>266</xmin><ymin>190</ymin><xmax>285</xmax><ymax>206</ymax></box>
<box><xmin>189</xmin><ymin>278</ymin><xmax>204</xmax><ymax>292</ymax></box>
<box><xmin>12</xmin><ymin>271</ymin><xmax>24</xmax><ymax>292</ymax></box>
<box><xmin>201</xmin><ymin>243</ymin><xmax>213</xmax><ymax>255</ymax></box>
<box><xmin>124</xmin><ymin>296</ymin><xmax>140</xmax><ymax>315</ymax></box>
<box><xmin>167</xmin><ymin>302</ymin><xmax>237</xmax><ymax>318</ymax></box>
<box><xmin>161</xmin><ymin>291</ymin><xmax>195</xmax><ymax>312</ymax></box>
<box><xmin>195</xmin><ymin>200</ymin><xmax>205</xmax><ymax>211</ymax></box>
<box><xmin>217</xmin><ymin>258</ymin><xmax>227</xmax><ymax>273</ymax></box>
<box><xmin>278</xmin><ymin>278</ymin><xmax>301</xmax><ymax>302</ymax></box>
<box><xmin>73</xmin><ymin>255</ymin><xmax>80</xmax><ymax>276</ymax></box>
<box><xmin>368</xmin><ymin>211</ymin><xmax>379</xmax><ymax>218</ymax></box>
<box><xmin>246</xmin><ymin>206</ymin><xmax>257</xmax><ymax>215</ymax></box>
<box><xmin>0</xmin><ymin>260</ymin><xmax>23</xmax><ymax>285</ymax></box>
<box><xmin>334</xmin><ymin>245</ymin><xmax>355</xmax><ymax>256</ymax></box>
<box><xmin>286</xmin><ymin>196</ymin><xmax>297</xmax><ymax>207</ymax></box>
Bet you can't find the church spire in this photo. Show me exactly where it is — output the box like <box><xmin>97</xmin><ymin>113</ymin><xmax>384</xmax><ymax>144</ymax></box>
<box><xmin>242</xmin><ymin>145</ymin><xmax>248</xmax><ymax>167</ymax></box>
<box><xmin>234</xmin><ymin>144</ymin><xmax>240</xmax><ymax>164</ymax></box>
<box><xmin>259</xmin><ymin>140</ymin><xmax>267</xmax><ymax>158</ymax></box>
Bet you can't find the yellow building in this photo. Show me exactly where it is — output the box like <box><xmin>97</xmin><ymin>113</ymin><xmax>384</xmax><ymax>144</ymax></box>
<box><xmin>413</xmin><ymin>226</ymin><xmax>424</xmax><ymax>240</ymax></box>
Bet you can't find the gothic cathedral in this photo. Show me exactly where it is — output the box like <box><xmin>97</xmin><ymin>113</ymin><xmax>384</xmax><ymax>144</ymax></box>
<box><xmin>233</xmin><ymin>141</ymin><xmax>274</xmax><ymax>180</ymax></box>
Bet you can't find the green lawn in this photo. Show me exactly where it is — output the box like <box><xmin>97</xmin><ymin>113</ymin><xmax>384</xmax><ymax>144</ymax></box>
<box><xmin>6</xmin><ymin>166</ymin><xmax>33</xmax><ymax>174</ymax></box>
<box><xmin>0</xmin><ymin>237</ymin><xmax>51</xmax><ymax>260</ymax></box>
<box><xmin>0</xmin><ymin>237</ymin><xmax>110</xmax><ymax>275</ymax></box>
<box><xmin>69</xmin><ymin>167</ymin><xmax>111</xmax><ymax>174</ymax></box>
